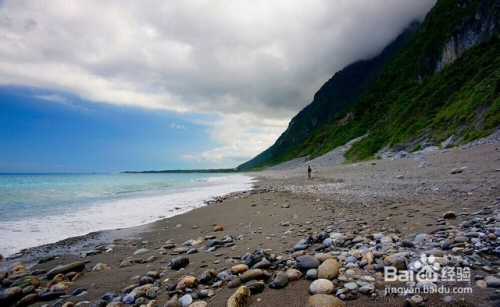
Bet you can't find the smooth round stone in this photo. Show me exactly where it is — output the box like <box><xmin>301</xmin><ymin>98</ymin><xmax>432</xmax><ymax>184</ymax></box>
<box><xmin>315</xmin><ymin>253</ymin><xmax>334</xmax><ymax>262</ymax></box>
<box><xmin>285</xmin><ymin>269</ymin><xmax>302</xmax><ymax>281</ymax></box>
<box><xmin>171</xmin><ymin>257</ymin><xmax>190</xmax><ymax>270</ymax></box>
<box><xmin>476</xmin><ymin>280</ymin><xmax>487</xmax><ymax>288</ymax></box>
<box><xmin>443</xmin><ymin>296</ymin><xmax>453</xmax><ymax>304</ymax></box>
<box><xmin>383</xmin><ymin>255</ymin><xmax>407</xmax><ymax>270</ymax></box>
<box><xmin>345</xmin><ymin>269</ymin><xmax>356</xmax><ymax>277</ymax></box>
<box><xmin>306</xmin><ymin>269</ymin><xmax>318</xmax><ymax>280</ymax></box>
<box><xmin>296</xmin><ymin>255</ymin><xmax>320</xmax><ymax>271</ymax></box>
<box><xmin>344</xmin><ymin>282</ymin><xmax>358</xmax><ymax>290</ymax></box>
<box><xmin>146</xmin><ymin>271</ymin><xmax>160</xmax><ymax>279</ymax></box>
<box><xmin>239</xmin><ymin>269</ymin><xmax>263</xmax><ymax>283</ymax></box>
<box><xmin>227</xmin><ymin>278</ymin><xmax>242</xmax><ymax>289</ymax></box>
<box><xmin>133</xmin><ymin>248</ymin><xmax>149</xmax><ymax>255</ymax></box>
<box><xmin>322</xmin><ymin>238</ymin><xmax>333</xmax><ymax>246</ymax></box>
<box><xmin>414</xmin><ymin>234</ymin><xmax>428</xmax><ymax>244</ymax></box>
<box><xmin>345</xmin><ymin>256</ymin><xmax>356</xmax><ymax>264</ymax></box>
<box><xmin>138</xmin><ymin>276</ymin><xmax>154</xmax><ymax>285</ymax></box>
<box><xmin>294</xmin><ymin>238</ymin><xmax>310</xmax><ymax>251</ymax></box>
<box><xmin>231</xmin><ymin>264</ymin><xmax>249</xmax><ymax>275</ymax></box>
<box><xmin>179</xmin><ymin>294</ymin><xmax>193</xmax><ymax>307</ymax></box>
<box><xmin>251</xmin><ymin>258</ymin><xmax>271</xmax><ymax>269</ymax></box>
<box><xmin>317</xmin><ymin>258</ymin><xmax>340</xmax><ymax>280</ymax></box>
<box><xmin>402</xmin><ymin>239</ymin><xmax>415</xmax><ymax>248</ymax></box>
<box><xmin>309</xmin><ymin>279</ymin><xmax>334</xmax><ymax>294</ymax></box>
<box><xmin>485</xmin><ymin>275</ymin><xmax>500</xmax><ymax>287</ymax></box>
<box><xmin>305</xmin><ymin>294</ymin><xmax>344</xmax><ymax>307</ymax></box>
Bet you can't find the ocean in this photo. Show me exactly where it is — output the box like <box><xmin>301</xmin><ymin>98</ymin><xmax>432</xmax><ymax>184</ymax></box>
<box><xmin>0</xmin><ymin>173</ymin><xmax>255</xmax><ymax>257</ymax></box>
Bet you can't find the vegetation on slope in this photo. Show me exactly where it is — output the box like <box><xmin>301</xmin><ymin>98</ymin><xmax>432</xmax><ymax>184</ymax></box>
<box><xmin>239</xmin><ymin>0</ymin><xmax>500</xmax><ymax>170</ymax></box>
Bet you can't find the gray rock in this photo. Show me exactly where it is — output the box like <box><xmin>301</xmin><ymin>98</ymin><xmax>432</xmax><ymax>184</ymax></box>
<box><xmin>344</xmin><ymin>282</ymin><xmax>358</xmax><ymax>290</ymax></box>
<box><xmin>133</xmin><ymin>248</ymin><xmax>149</xmax><ymax>255</ymax></box>
<box><xmin>171</xmin><ymin>257</ymin><xmax>190</xmax><ymax>270</ymax></box>
<box><xmin>269</xmin><ymin>272</ymin><xmax>288</xmax><ymax>289</ymax></box>
<box><xmin>383</xmin><ymin>254</ymin><xmax>407</xmax><ymax>270</ymax></box>
<box><xmin>402</xmin><ymin>239</ymin><xmax>415</xmax><ymax>248</ymax></box>
<box><xmin>296</xmin><ymin>255</ymin><xmax>320</xmax><ymax>271</ymax></box>
<box><xmin>251</xmin><ymin>258</ymin><xmax>271</xmax><ymax>269</ymax></box>
<box><xmin>306</xmin><ymin>269</ymin><xmax>318</xmax><ymax>280</ymax></box>
<box><xmin>485</xmin><ymin>275</ymin><xmax>500</xmax><ymax>287</ymax></box>
<box><xmin>179</xmin><ymin>294</ymin><xmax>193</xmax><ymax>307</ymax></box>
<box><xmin>359</xmin><ymin>284</ymin><xmax>375</xmax><ymax>294</ymax></box>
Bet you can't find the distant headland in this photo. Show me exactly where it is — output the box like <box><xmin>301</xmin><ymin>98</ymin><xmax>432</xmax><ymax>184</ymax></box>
<box><xmin>121</xmin><ymin>168</ymin><xmax>239</xmax><ymax>174</ymax></box>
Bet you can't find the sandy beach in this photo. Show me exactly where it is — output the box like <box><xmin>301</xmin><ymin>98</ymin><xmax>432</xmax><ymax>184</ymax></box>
<box><xmin>1</xmin><ymin>138</ymin><xmax>499</xmax><ymax>306</ymax></box>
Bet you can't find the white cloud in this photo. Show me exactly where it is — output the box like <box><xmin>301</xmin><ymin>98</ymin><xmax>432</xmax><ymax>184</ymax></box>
<box><xmin>170</xmin><ymin>122</ymin><xmax>186</xmax><ymax>130</ymax></box>
<box><xmin>0</xmin><ymin>0</ymin><xmax>437</xmax><ymax>166</ymax></box>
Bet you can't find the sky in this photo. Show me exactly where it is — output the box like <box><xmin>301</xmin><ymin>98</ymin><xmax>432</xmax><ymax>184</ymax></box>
<box><xmin>0</xmin><ymin>0</ymin><xmax>437</xmax><ymax>173</ymax></box>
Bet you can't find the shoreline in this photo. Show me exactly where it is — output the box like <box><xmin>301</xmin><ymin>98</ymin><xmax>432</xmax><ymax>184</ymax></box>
<box><xmin>0</xmin><ymin>173</ymin><xmax>255</xmax><ymax>260</ymax></box>
<box><xmin>0</xmin><ymin>141</ymin><xmax>499</xmax><ymax>306</ymax></box>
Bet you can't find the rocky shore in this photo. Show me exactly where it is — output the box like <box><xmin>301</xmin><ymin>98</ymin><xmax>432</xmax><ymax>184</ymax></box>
<box><xmin>0</xmin><ymin>135</ymin><xmax>499</xmax><ymax>306</ymax></box>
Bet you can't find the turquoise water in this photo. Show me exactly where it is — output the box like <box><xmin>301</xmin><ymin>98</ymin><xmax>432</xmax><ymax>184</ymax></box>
<box><xmin>0</xmin><ymin>173</ymin><xmax>254</xmax><ymax>256</ymax></box>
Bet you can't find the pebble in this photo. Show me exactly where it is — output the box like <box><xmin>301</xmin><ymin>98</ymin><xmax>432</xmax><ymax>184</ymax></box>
<box><xmin>269</xmin><ymin>272</ymin><xmax>289</xmax><ymax>289</ymax></box>
<box><xmin>179</xmin><ymin>294</ymin><xmax>193</xmax><ymax>307</ymax></box>
<box><xmin>285</xmin><ymin>269</ymin><xmax>302</xmax><ymax>282</ymax></box>
<box><xmin>227</xmin><ymin>286</ymin><xmax>251</xmax><ymax>307</ymax></box>
<box><xmin>306</xmin><ymin>269</ymin><xmax>318</xmax><ymax>280</ymax></box>
<box><xmin>133</xmin><ymin>248</ymin><xmax>149</xmax><ymax>255</ymax></box>
<box><xmin>317</xmin><ymin>258</ymin><xmax>340</xmax><ymax>280</ymax></box>
<box><xmin>305</xmin><ymin>294</ymin><xmax>345</xmax><ymax>307</ymax></box>
<box><xmin>485</xmin><ymin>275</ymin><xmax>500</xmax><ymax>287</ymax></box>
<box><xmin>411</xmin><ymin>294</ymin><xmax>424</xmax><ymax>304</ymax></box>
<box><xmin>309</xmin><ymin>279</ymin><xmax>334</xmax><ymax>294</ymax></box>
<box><xmin>5</xmin><ymin>175</ymin><xmax>500</xmax><ymax>307</ymax></box>
<box><xmin>296</xmin><ymin>255</ymin><xmax>320</xmax><ymax>271</ymax></box>
<box><xmin>170</xmin><ymin>257</ymin><xmax>190</xmax><ymax>270</ymax></box>
<box><xmin>239</xmin><ymin>269</ymin><xmax>263</xmax><ymax>283</ymax></box>
<box><xmin>344</xmin><ymin>282</ymin><xmax>358</xmax><ymax>291</ymax></box>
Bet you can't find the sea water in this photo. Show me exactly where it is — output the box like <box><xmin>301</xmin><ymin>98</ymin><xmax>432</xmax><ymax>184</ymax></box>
<box><xmin>0</xmin><ymin>173</ymin><xmax>254</xmax><ymax>257</ymax></box>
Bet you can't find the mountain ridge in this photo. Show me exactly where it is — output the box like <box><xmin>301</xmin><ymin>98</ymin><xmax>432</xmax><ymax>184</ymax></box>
<box><xmin>239</xmin><ymin>0</ymin><xmax>500</xmax><ymax>170</ymax></box>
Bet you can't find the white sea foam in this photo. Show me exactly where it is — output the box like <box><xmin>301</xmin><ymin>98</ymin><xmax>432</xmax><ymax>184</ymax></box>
<box><xmin>0</xmin><ymin>173</ymin><xmax>254</xmax><ymax>257</ymax></box>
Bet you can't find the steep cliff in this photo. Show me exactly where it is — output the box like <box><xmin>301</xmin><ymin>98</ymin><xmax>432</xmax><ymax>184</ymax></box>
<box><xmin>436</xmin><ymin>0</ymin><xmax>500</xmax><ymax>71</ymax></box>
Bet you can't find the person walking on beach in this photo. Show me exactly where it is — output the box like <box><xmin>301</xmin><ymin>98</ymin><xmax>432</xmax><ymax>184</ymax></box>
<box><xmin>307</xmin><ymin>165</ymin><xmax>312</xmax><ymax>179</ymax></box>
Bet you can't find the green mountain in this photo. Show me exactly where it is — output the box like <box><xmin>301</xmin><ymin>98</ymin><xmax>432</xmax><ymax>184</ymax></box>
<box><xmin>238</xmin><ymin>0</ymin><xmax>500</xmax><ymax>170</ymax></box>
